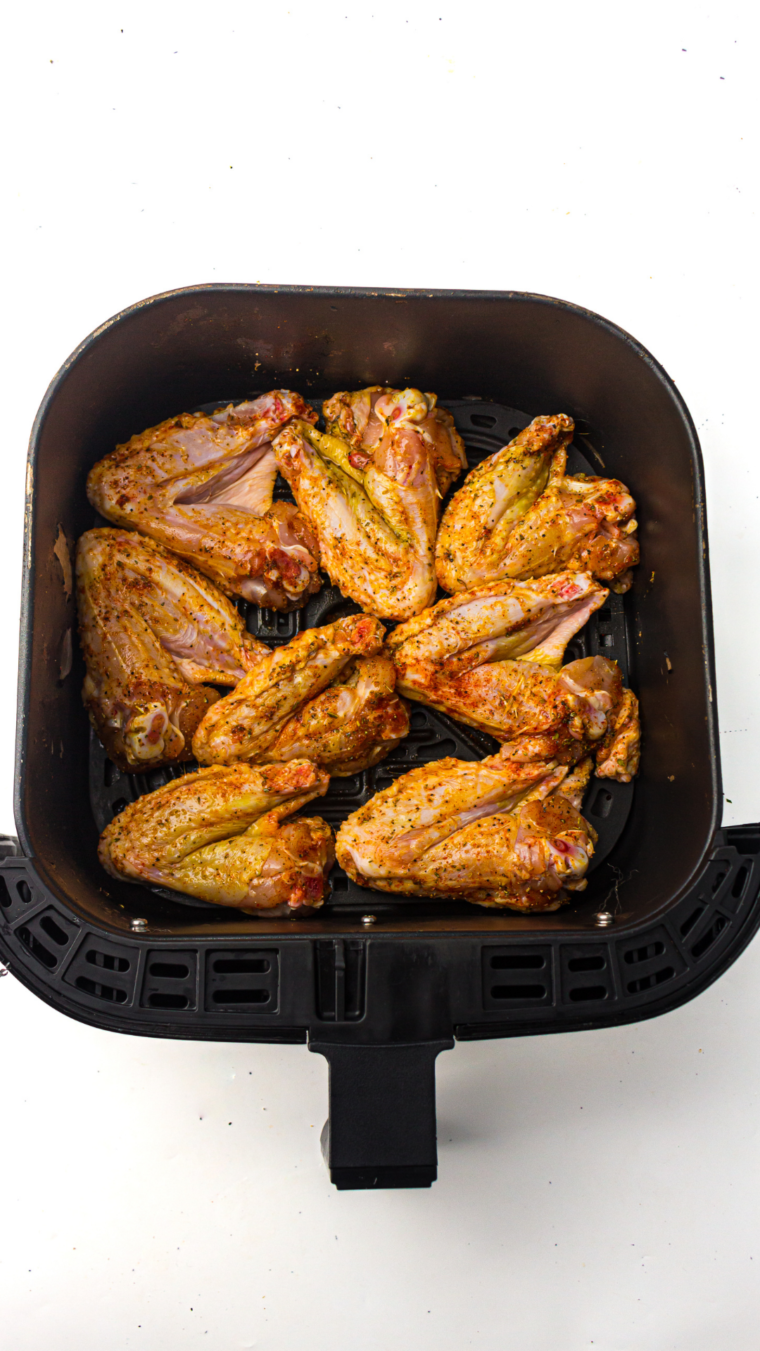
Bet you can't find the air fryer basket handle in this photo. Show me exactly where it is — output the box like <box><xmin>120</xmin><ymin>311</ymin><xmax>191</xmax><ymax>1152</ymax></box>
<box><xmin>310</xmin><ymin>1039</ymin><xmax>453</xmax><ymax>1190</ymax></box>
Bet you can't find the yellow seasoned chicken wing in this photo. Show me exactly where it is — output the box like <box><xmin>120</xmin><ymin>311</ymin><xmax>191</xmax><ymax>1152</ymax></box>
<box><xmin>436</xmin><ymin>414</ymin><xmax>573</xmax><ymax>592</ymax></box>
<box><xmin>336</xmin><ymin>752</ymin><xmax>596</xmax><ymax>911</ymax></box>
<box><xmin>257</xmin><ymin>654</ymin><xmax>409</xmax><ymax>776</ymax></box>
<box><xmin>77</xmin><ymin>528</ymin><xmax>267</xmax><ymax>772</ymax></box>
<box><xmin>323</xmin><ymin>386</ymin><xmax>466</xmax><ymax>497</ymax></box>
<box><xmin>436</xmin><ymin>414</ymin><xmax>639</xmax><ymax>593</ymax></box>
<box><xmin>388</xmin><ymin>572</ymin><xmax>639</xmax><ymax>782</ymax></box>
<box><xmin>273</xmin><ymin>388</ymin><xmax>466</xmax><ymax>621</ymax></box>
<box><xmin>99</xmin><ymin>760</ymin><xmax>334</xmax><ymax>913</ymax></box>
<box><xmin>192</xmin><ymin>613</ymin><xmax>409</xmax><ymax>775</ymax></box>
<box><xmin>87</xmin><ymin>391</ymin><xmax>321</xmax><ymax>609</ymax></box>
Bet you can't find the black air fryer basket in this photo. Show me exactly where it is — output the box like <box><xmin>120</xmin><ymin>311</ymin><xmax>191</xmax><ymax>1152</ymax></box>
<box><xmin>2</xmin><ymin>286</ymin><xmax>758</xmax><ymax>1190</ymax></box>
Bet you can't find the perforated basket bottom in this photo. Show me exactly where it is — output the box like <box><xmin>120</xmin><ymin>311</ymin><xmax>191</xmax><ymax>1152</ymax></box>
<box><xmin>89</xmin><ymin>401</ymin><xmax>634</xmax><ymax>916</ymax></box>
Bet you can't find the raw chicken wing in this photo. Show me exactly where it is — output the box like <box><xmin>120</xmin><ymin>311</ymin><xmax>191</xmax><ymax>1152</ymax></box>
<box><xmin>77</xmin><ymin>528</ymin><xmax>267</xmax><ymax>772</ymax></box>
<box><xmin>436</xmin><ymin>414</ymin><xmax>573</xmax><ymax>592</ymax></box>
<box><xmin>99</xmin><ymin>760</ymin><xmax>334</xmax><ymax>913</ymax></box>
<box><xmin>336</xmin><ymin>751</ymin><xmax>596</xmax><ymax>911</ymax></box>
<box><xmin>273</xmin><ymin>387</ymin><xmax>466</xmax><ymax>620</ymax></box>
<box><xmin>257</xmin><ymin>655</ymin><xmax>409</xmax><ymax>775</ymax></box>
<box><xmin>323</xmin><ymin>386</ymin><xmax>466</xmax><ymax>496</ymax></box>
<box><xmin>388</xmin><ymin>572</ymin><xmax>639</xmax><ymax>781</ymax></box>
<box><xmin>192</xmin><ymin>613</ymin><xmax>409</xmax><ymax>774</ymax></box>
<box><xmin>87</xmin><ymin>391</ymin><xmax>321</xmax><ymax>609</ymax></box>
<box><xmin>499</xmin><ymin>453</ymin><xmax>640</xmax><ymax>593</ymax></box>
<box><xmin>436</xmin><ymin>414</ymin><xmax>639</xmax><ymax>593</ymax></box>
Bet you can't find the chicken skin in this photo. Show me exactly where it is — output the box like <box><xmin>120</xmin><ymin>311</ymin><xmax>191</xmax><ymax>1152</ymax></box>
<box><xmin>336</xmin><ymin>751</ymin><xmax>596</xmax><ymax>911</ymax></box>
<box><xmin>323</xmin><ymin>386</ymin><xmax>466</xmax><ymax>497</ymax></box>
<box><xmin>99</xmin><ymin>760</ymin><xmax>334</xmax><ymax>913</ymax></box>
<box><xmin>87</xmin><ymin>391</ymin><xmax>321</xmax><ymax>609</ymax></box>
<box><xmin>436</xmin><ymin>414</ymin><xmax>574</xmax><ymax>593</ymax></box>
<box><xmin>77</xmin><ymin>528</ymin><xmax>267</xmax><ymax>773</ymax></box>
<box><xmin>388</xmin><ymin>572</ymin><xmax>640</xmax><ymax>782</ymax></box>
<box><xmin>256</xmin><ymin>655</ymin><xmax>409</xmax><ymax>775</ymax></box>
<box><xmin>192</xmin><ymin>613</ymin><xmax>409</xmax><ymax>774</ymax></box>
<box><xmin>499</xmin><ymin>459</ymin><xmax>640</xmax><ymax>593</ymax></box>
<box><xmin>272</xmin><ymin>388</ymin><xmax>466</xmax><ymax>621</ymax></box>
<box><xmin>436</xmin><ymin>414</ymin><xmax>639</xmax><ymax>594</ymax></box>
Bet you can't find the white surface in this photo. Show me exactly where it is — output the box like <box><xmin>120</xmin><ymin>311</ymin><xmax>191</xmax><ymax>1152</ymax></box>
<box><xmin>1</xmin><ymin>1</ymin><xmax>759</xmax><ymax>1347</ymax></box>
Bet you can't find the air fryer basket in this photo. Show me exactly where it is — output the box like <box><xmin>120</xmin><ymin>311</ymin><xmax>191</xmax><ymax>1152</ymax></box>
<box><xmin>2</xmin><ymin>285</ymin><xmax>758</xmax><ymax>1190</ymax></box>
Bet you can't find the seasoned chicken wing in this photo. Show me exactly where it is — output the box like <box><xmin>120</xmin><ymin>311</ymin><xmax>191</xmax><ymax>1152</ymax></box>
<box><xmin>273</xmin><ymin>388</ymin><xmax>466</xmax><ymax>620</ymax></box>
<box><xmin>500</xmin><ymin>454</ymin><xmax>640</xmax><ymax>592</ymax></box>
<box><xmin>192</xmin><ymin>613</ymin><xmax>409</xmax><ymax>774</ymax></box>
<box><xmin>388</xmin><ymin>572</ymin><xmax>639</xmax><ymax>782</ymax></box>
<box><xmin>336</xmin><ymin>751</ymin><xmax>596</xmax><ymax>911</ymax></box>
<box><xmin>323</xmin><ymin>386</ymin><xmax>466</xmax><ymax>497</ymax></box>
<box><xmin>77</xmin><ymin>528</ymin><xmax>267</xmax><ymax>772</ymax></box>
<box><xmin>87</xmin><ymin>391</ymin><xmax>321</xmax><ymax>609</ymax></box>
<box><xmin>99</xmin><ymin>760</ymin><xmax>334</xmax><ymax>913</ymax></box>
<box><xmin>257</xmin><ymin>655</ymin><xmax>409</xmax><ymax>775</ymax></box>
<box><xmin>436</xmin><ymin>414</ymin><xmax>573</xmax><ymax>592</ymax></box>
<box><xmin>436</xmin><ymin>414</ymin><xmax>639</xmax><ymax>593</ymax></box>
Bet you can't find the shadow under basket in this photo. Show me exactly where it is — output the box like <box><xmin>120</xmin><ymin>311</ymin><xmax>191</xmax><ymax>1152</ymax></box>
<box><xmin>2</xmin><ymin>285</ymin><xmax>758</xmax><ymax>1191</ymax></box>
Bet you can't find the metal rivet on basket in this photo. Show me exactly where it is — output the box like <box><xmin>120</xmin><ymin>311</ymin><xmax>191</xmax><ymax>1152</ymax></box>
<box><xmin>131</xmin><ymin>917</ymin><xmax>148</xmax><ymax>932</ymax></box>
<box><xmin>361</xmin><ymin>914</ymin><xmax>377</xmax><ymax>926</ymax></box>
<box><xmin>595</xmin><ymin>911</ymin><xmax>614</xmax><ymax>928</ymax></box>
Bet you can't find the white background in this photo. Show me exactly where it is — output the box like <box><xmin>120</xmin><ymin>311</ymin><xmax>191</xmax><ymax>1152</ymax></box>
<box><xmin>1</xmin><ymin>1</ymin><xmax>759</xmax><ymax>1347</ymax></box>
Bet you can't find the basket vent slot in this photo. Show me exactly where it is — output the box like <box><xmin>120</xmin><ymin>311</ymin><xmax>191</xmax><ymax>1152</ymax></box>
<box><xmin>140</xmin><ymin>950</ymin><xmax>198</xmax><ymax>1011</ymax></box>
<box><xmin>64</xmin><ymin>936</ymin><xmax>137</xmax><ymax>1004</ymax></box>
<box><xmin>211</xmin><ymin>988</ymin><xmax>269</xmax><ymax>1004</ymax></box>
<box><xmin>568</xmin><ymin>985</ymin><xmax>608</xmax><ymax>1002</ymax></box>
<box><xmin>15</xmin><ymin>907</ymin><xmax>78</xmax><ymax>971</ymax></box>
<box><xmin>86</xmin><ymin>948</ymin><xmax>129</xmax><ymax>972</ymax></box>
<box><xmin>691</xmin><ymin>913</ymin><xmax>729</xmax><ymax>960</ymax></box>
<box><xmin>567</xmin><ymin>955</ymin><xmax>605</xmax><ymax>973</ymax></box>
<box><xmin>469</xmin><ymin>412</ymin><xmax>497</xmax><ymax>429</ymax></box>
<box><xmin>626</xmin><ymin>967</ymin><xmax>675</xmax><ymax>995</ymax></box>
<box><xmin>617</xmin><ymin>927</ymin><xmax>685</xmax><ymax>997</ymax></box>
<box><xmin>560</xmin><ymin>945</ymin><xmax>614</xmax><ymax>1005</ymax></box>
<box><xmin>204</xmin><ymin>949</ymin><xmax>278</xmax><ymax>1012</ymax></box>
<box><xmin>247</xmin><ymin>608</ymin><xmax>302</xmax><ymax>646</ymax></box>
<box><xmin>483</xmin><ymin>946</ymin><xmax>553</xmax><ymax>1009</ymax></box>
<box><xmin>721</xmin><ymin>857</ymin><xmax>754</xmax><ymax>914</ymax></box>
<box><xmin>491</xmin><ymin>983</ymin><xmax>545</xmax><ymax>1000</ymax></box>
<box><xmin>624</xmin><ymin>940</ymin><xmax>665</xmax><ymax>965</ymax></box>
<box><xmin>40</xmin><ymin>914</ymin><xmax>69</xmax><ymax>945</ymax></box>
<box><xmin>0</xmin><ymin>872</ymin><xmax>44</xmax><ymax>923</ymax></box>
<box><xmin>732</xmin><ymin>864</ymin><xmax>750</xmax><ymax>900</ymax></box>
<box><xmin>491</xmin><ymin>953</ymin><xmax>545</xmax><ymax>970</ymax></box>
<box><xmin>17</xmin><ymin>926</ymin><xmax>57</xmax><ymax>968</ymax></box>
<box><xmin>214</xmin><ymin>957</ymin><xmax>270</xmax><ymax>974</ymax></box>
<box><xmin>75</xmin><ymin>977</ymin><xmax>128</xmax><ymax>1003</ymax></box>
